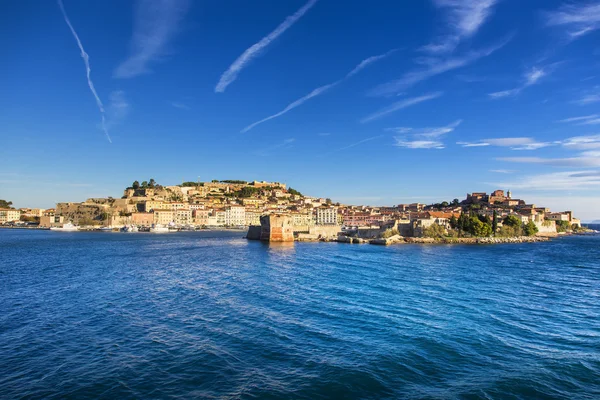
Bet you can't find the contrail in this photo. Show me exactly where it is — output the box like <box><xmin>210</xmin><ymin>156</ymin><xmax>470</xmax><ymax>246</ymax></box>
<box><xmin>57</xmin><ymin>0</ymin><xmax>111</xmax><ymax>143</ymax></box>
<box><xmin>215</xmin><ymin>0</ymin><xmax>319</xmax><ymax>93</ymax></box>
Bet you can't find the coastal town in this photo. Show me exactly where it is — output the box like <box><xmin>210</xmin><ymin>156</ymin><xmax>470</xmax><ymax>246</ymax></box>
<box><xmin>0</xmin><ymin>178</ymin><xmax>587</xmax><ymax>243</ymax></box>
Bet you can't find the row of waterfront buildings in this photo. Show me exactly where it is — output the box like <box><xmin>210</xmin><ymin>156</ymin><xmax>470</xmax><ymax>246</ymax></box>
<box><xmin>1</xmin><ymin>183</ymin><xmax>580</xmax><ymax>236</ymax></box>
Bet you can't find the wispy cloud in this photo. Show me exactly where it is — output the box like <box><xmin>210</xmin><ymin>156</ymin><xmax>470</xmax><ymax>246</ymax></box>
<box><xmin>573</xmin><ymin>92</ymin><xmax>600</xmax><ymax>105</ymax></box>
<box><xmin>391</xmin><ymin>119</ymin><xmax>461</xmax><ymax>149</ymax></box>
<box><xmin>545</xmin><ymin>2</ymin><xmax>600</xmax><ymax>40</ymax></box>
<box><xmin>394</xmin><ymin>139</ymin><xmax>446</xmax><ymax>149</ymax></box>
<box><xmin>490</xmin><ymin>169</ymin><xmax>516</xmax><ymax>174</ymax></box>
<box><xmin>459</xmin><ymin>137</ymin><xmax>554</xmax><ymax>150</ymax></box>
<box><xmin>242</xmin><ymin>83</ymin><xmax>337</xmax><ymax>133</ymax></box>
<box><xmin>489</xmin><ymin>65</ymin><xmax>555</xmax><ymax>99</ymax></box>
<box><xmin>561</xmin><ymin>134</ymin><xmax>600</xmax><ymax>150</ymax></box>
<box><xmin>422</xmin><ymin>0</ymin><xmax>498</xmax><ymax>54</ymax></box>
<box><xmin>327</xmin><ymin>135</ymin><xmax>383</xmax><ymax>154</ymax></box>
<box><xmin>241</xmin><ymin>50</ymin><xmax>395</xmax><ymax>132</ymax></box>
<box><xmin>493</xmin><ymin>170</ymin><xmax>600</xmax><ymax>190</ymax></box>
<box><xmin>370</xmin><ymin>38</ymin><xmax>511</xmax><ymax>96</ymax></box>
<box><xmin>57</xmin><ymin>0</ymin><xmax>111</xmax><ymax>143</ymax></box>
<box><xmin>254</xmin><ymin>138</ymin><xmax>296</xmax><ymax>157</ymax></box>
<box><xmin>387</xmin><ymin>120</ymin><xmax>462</xmax><ymax>138</ymax></box>
<box><xmin>114</xmin><ymin>0</ymin><xmax>191</xmax><ymax>79</ymax></box>
<box><xmin>557</xmin><ymin>114</ymin><xmax>599</xmax><ymax>123</ymax></box>
<box><xmin>171</xmin><ymin>101</ymin><xmax>190</xmax><ymax>110</ymax></box>
<box><xmin>498</xmin><ymin>156</ymin><xmax>600</xmax><ymax>168</ymax></box>
<box><xmin>215</xmin><ymin>0</ymin><xmax>318</xmax><ymax>93</ymax></box>
<box><xmin>106</xmin><ymin>90</ymin><xmax>130</xmax><ymax>129</ymax></box>
<box><xmin>361</xmin><ymin>92</ymin><xmax>443</xmax><ymax>123</ymax></box>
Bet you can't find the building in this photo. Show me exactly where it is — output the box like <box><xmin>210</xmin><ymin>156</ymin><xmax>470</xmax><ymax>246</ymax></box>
<box><xmin>290</xmin><ymin>212</ymin><xmax>314</xmax><ymax>227</ymax></box>
<box><xmin>315</xmin><ymin>207</ymin><xmax>338</xmax><ymax>225</ymax></box>
<box><xmin>0</xmin><ymin>209</ymin><xmax>21</xmax><ymax>223</ymax></box>
<box><xmin>225</xmin><ymin>206</ymin><xmax>246</xmax><ymax>226</ymax></box>
<box><xmin>153</xmin><ymin>209</ymin><xmax>175</xmax><ymax>225</ymax></box>
<box><xmin>194</xmin><ymin>209</ymin><xmax>210</xmax><ymax>226</ymax></box>
<box><xmin>131</xmin><ymin>212</ymin><xmax>154</xmax><ymax>227</ymax></box>
<box><xmin>174</xmin><ymin>209</ymin><xmax>193</xmax><ymax>225</ymax></box>
<box><xmin>245</xmin><ymin>210</ymin><xmax>261</xmax><ymax>226</ymax></box>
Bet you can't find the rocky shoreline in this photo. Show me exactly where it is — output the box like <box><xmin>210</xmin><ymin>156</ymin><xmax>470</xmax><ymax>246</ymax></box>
<box><xmin>304</xmin><ymin>234</ymin><xmax>551</xmax><ymax>245</ymax></box>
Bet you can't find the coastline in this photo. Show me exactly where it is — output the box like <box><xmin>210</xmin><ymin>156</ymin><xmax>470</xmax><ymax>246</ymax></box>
<box><xmin>299</xmin><ymin>235</ymin><xmax>553</xmax><ymax>245</ymax></box>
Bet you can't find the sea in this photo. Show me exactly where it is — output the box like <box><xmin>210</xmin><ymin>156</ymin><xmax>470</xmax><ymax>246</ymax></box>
<box><xmin>1</xmin><ymin>228</ymin><xmax>599</xmax><ymax>399</ymax></box>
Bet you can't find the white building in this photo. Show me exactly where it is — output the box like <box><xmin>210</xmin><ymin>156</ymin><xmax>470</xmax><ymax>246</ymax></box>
<box><xmin>225</xmin><ymin>206</ymin><xmax>246</xmax><ymax>226</ymax></box>
<box><xmin>315</xmin><ymin>207</ymin><xmax>338</xmax><ymax>225</ymax></box>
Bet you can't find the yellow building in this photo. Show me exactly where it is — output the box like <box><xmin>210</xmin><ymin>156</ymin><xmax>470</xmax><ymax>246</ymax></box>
<box><xmin>175</xmin><ymin>209</ymin><xmax>192</xmax><ymax>225</ymax></box>
<box><xmin>153</xmin><ymin>210</ymin><xmax>175</xmax><ymax>225</ymax></box>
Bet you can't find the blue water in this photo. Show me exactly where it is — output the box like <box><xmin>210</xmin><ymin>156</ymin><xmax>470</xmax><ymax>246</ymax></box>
<box><xmin>1</xmin><ymin>230</ymin><xmax>599</xmax><ymax>399</ymax></box>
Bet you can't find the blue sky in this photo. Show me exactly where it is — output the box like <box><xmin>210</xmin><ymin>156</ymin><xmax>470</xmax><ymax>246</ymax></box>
<box><xmin>1</xmin><ymin>0</ymin><xmax>600</xmax><ymax>220</ymax></box>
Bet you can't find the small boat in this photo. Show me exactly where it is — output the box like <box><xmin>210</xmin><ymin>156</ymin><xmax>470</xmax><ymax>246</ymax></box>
<box><xmin>150</xmin><ymin>224</ymin><xmax>170</xmax><ymax>233</ymax></box>
<box><xmin>50</xmin><ymin>222</ymin><xmax>79</xmax><ymax>232</ymax></box>
<box><xmin>120</xmin><ymin>225</ymin><xmax>139</xmax><ymax>233</ymax></box>
<box><xmin>99</xmin><ymin>226</ymin><xmax>114</xmax><ymax>232</ymax></box>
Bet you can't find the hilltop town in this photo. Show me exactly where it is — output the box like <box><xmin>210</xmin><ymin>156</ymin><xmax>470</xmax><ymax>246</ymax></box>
<box><xmin>0</xmin><ymin>179</ymin><xmax>585</xmax><ymax>242</ymax></box>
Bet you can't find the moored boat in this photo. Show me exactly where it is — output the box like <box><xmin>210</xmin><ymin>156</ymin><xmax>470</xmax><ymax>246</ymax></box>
<box><xmin>50</xmin><ymin>222</ymin><xmax>79</xmax><ymax>232</ymax></box>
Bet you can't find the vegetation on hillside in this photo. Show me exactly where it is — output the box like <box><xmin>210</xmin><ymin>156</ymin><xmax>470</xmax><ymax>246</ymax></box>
<box><xmin>0</xmin><ymin>199</ymin><xmax>14</xmax><ymax>208</ymax></box>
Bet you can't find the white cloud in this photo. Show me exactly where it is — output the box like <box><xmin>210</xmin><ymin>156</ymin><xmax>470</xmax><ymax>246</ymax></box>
<box><xmin>498</xmin><ymin>156</ymin><xmax>600</xmax><ymax>167</ymax></box>
<box><xmin>489</xmin><ymin>65</ymin><xmax>553</xmax><ymax>99</ymax></box>
<box><xmin>215</xmin><ymin>0</ymin><xmax>318</xmax><ymax>93</ymax></box>
<box><xmin>361</xmin><ymin>92</ymin><xmax>443</xmax><ymax>123</ymax></box>
<box><xmin>370</xmin><ymin>38</ymin><xmax>511</xmax><ymax>96</ymax></box>
<box><xmin>254</xmin><ymin>138</ymin><xmax>296</xmax><ymax>156</ymax></box>
<box><xmin>114</xmin><ymin>0</ymin><xmax>191</xmax><ymax>79</ymax></box>
<box><xmin>557</xmin><ymin>114</ymin><xmax>599</xmax><ymax>123</ymax></box>
<box><xmin>387</xmin><ymin>120</ymin><xmax>462</xmax><ymax>138</ymax></box>
<box><xmin>394</xmin><ymin>139</ymin><xmax>445</xmax><ymax>149</ymax></box>
<box><xmin>422</xmin><ymin>0</ymin><xmax>498</xmax><ymax>54</ymax></box>
<box><xmin>106</xmin><ymin>90</ymin><xmax>130</xmax><ymax>129</ymax></box>
<box><xmin>493</xmin><ymin>170</ymin><xmax>600</xmax><ymax>190</ymax></box>
<box><xmin>459</xmin><ymin>137</ymin><xmax>553</xmax><ymax>149</ymax></box>
<box><xmin>241</xmin><ymin>50</ymin><xmax>395</xmax><ymax>132</ymax></box>
<box><xmin>545</xmin><ymin>2</ymin><xmax>600</xmax><ymax>40</ymax></box>
<box><xmin>489</xmin><ymin>89</ymin><xmax>520</xmax><ymax>99</ymax></box>
<box><xmin>560</xmin><ymin>134</ymin><xmax>600</xmax><ymax>150</ymax></box>
<box><xmin>57</xmin><ymin>0</ymin><xmax>111</xmax><ymax>143</ymax></box>
<box><xmin>171</xmin><ymin>102</ymin><xmax>190</xmax><ymax>110</ymax></box>
<box><xmin>574</xmin><ymin>93</ymin><xmax>600</xmax><ymax>105</ymax></box>
<box><xmin>328</xmin><ymin>135</ymin><xmax>383</xmax><ymax>154</ymax></box>
<box><xmin>391</xmin><ymin>119</ymin><xmax>461</xmax><ymax>149</ymax></box>
<box><xmin>489</xmin><ymin>169</ymin><xmax>516</xmax><ymax>174</ymax></box>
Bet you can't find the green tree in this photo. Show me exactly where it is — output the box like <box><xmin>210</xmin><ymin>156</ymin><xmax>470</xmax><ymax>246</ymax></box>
<box><xmin>424</xmin><ymin>223</ymin><xmax>446</xmax><ymax>238</ymax></box>
<box><xmin>555</xmin><ymin>220</ymin><xmax>570</xmax><ymax>233</ymax></box>
<box><xmin>0</xmin><ymin>199</ymin><xmax>13</xmax><ymax>208</ymax></box>
<box><xmin>492</xmin><ymin>210</ymin><xmax>498</xmax><ymax>234</ymax></box>
<box><xmin>503</xmin><ymin>215</ymin><xmax>521</xmax><ymax>227</ymax></box>
<box><xmin>326</xmin><ymin>198</ymin><xmax>332</xmax><ymax>205</ymax></box>
<box><xmin>148</xmin><ymin>178</ymin><xmax>156</xmax><ymax>188</ymax></box>
<box><xmin>449</xmin><ymin>215</ymin><xmax>458</xmax><ymax>229</ymax></box>
<box><xmin>469</xmin><ymin>217</ymin><xmax>492</xmax><ymax>237</ymax></box>
<box><xmin>132</xmin><ymin>180</ymin><xmax>140</xmax><ymax>189</ymax></box>
<box><xmin>288</xmin><ymin>187</ymin><xmax>302</xmax><ymax>196</ymax></box>
<box><xmin>141</xmin><ymin>181</ymin><xmax>148</xmax><ymax>188</ymax></box>
<box><xmin>451</xmin><ymin>198</ymin><xmax>460</xmax><ymax>206</ymax></box>
<box><xmin>523</xmin><ymin>220</ymin><xmax>539</xmax><ymax>236</ymax></box>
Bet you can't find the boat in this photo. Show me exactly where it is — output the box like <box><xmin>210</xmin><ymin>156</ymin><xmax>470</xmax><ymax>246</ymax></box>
<box><xmin>120</xmin><ymin>225</ymin><xmax>139</xmax><ymax>233</ymax></box>
<box><xmin>99</xmin><ymin>226</ymin><xmax>114</xmax><ymax>232</ymax></box>
<box><xmin>150</xmin><ymin>224</ymin><xmax>170</xmax><ymax>233</ymax></box>
<box><xmin>50</xmin><ymin>222</ymin><xmax>79</xmax><ymax>232</ymax></box>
